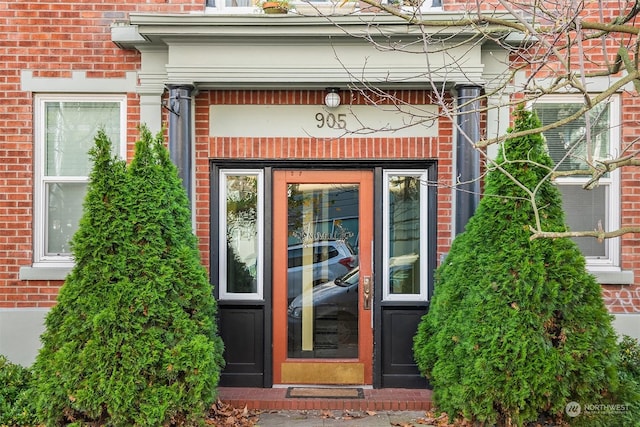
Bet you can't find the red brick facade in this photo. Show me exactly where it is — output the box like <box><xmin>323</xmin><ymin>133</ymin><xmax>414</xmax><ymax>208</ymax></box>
<box><xmin>0</xmin><ymin>1</ymin><xmax>638</xmax><ymax>334</ymax></box>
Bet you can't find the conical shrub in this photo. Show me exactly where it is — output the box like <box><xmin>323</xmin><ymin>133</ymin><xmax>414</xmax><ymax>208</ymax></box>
<box><xmin>32</xmin><ymin>126</ymin><xmax>224</xmax><ymax>426</ymax></box>
<box><xmin>414</xmin><ymin>106</ymin><xmax>632</xmax><ymax>426</ymax></box>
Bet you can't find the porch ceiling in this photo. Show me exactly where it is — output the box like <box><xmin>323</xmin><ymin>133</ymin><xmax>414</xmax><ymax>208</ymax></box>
<box><xmin>112</xmin><ymin>13</ymin><xmax>519</xmax><ymax>90</ymax></box>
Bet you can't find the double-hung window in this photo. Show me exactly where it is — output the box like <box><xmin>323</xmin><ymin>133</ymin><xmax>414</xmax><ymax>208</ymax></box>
<box><xmin>34</xmin><ymin>95</ymin><xmax>126</xmax><ymax>266</ymax></box>
<box><xmin>205</xmin><ymin>0</ymin><xmax>257</xmax><ymax>14</ymax></box>
<box><xmin>533</xmin><ymin>95</ymin><xmax>620</xmax><ymax>269</ymax></box>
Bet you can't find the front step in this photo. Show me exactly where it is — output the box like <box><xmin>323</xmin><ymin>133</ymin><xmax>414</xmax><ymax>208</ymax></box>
<box><xmin>218</xmin><ymin>387</ymin><xmax>433</xmax><ymax>411</ymax></box>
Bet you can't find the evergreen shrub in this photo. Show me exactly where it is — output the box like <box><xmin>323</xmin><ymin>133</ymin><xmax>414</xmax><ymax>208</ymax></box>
<box><xmin>414</xmin><ymin>106</ymin><xmax>637</xmax><ymax>426</ymax></box>
<box><xmin>615</xmin><ymin>335</ymin><xmax>640</xmax><ymax>426</ymax></box>
<box><xmin>619</xmin><ymin>335</ymin><xmax>640</xmax><ymax>384</ymax></box>
<box><xmin>32</xmin><ymin>126</ymin><xmax>224</xmax><ymax>426</ymax></box>
<box><xmin>0</xmin><ymin>356</ymin><xmax>37</xmax><ymax>426</ymax></box>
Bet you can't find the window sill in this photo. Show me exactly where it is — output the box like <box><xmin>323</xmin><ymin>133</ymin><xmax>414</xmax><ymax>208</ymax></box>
<box><xmin>590</xmin><ymin>269</ymin><xmax>634</xmax><ymax>285</ymax></box>
<box><xmin>19</xmin><ymin>265</ymin><xmax>72</xmax><ymax>281</ymax></box>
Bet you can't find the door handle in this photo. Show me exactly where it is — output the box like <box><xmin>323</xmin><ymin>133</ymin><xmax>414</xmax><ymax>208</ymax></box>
<box><xmin>363</xmin><ymin>276</ymin><xmax>372</xmax><ymax>310</ymax></box>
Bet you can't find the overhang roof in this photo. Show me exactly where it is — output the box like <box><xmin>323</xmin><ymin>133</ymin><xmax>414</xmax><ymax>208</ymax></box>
<box><xmin>112</xmin><ymin>12</ymin><xmax>522</xmax><ymax>90</ymax></box>
<box><xmin>114</xmin><ymin>13</ymin><xmax>518</xmax><ymax>46</ymax></box>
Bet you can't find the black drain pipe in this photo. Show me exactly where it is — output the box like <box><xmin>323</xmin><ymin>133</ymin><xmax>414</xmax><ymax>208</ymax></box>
<box><xmin>455</xmin><ymin>85</ymin><xmax>482</xmax><ymax>235</ymax></box>
<box><xmin>167</xmin><ymin>84</ymin><xmax>194</xmax><ymax>206</ymax></box>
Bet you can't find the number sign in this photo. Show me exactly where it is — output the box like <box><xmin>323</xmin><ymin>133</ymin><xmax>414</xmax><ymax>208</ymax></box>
<box><xmin>210</xmin><ymin>105</ymin><xmax>438</xmax><ymax>138</ymax></box>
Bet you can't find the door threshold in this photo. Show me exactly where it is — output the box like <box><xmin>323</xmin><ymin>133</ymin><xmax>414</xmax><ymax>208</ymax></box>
<box><xmin>272</xmin><ymin>384</ymin><xmax>373</xmax><ymax>389</ymax></box>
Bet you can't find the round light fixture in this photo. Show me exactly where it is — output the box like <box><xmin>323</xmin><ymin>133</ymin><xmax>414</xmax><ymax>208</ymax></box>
<box><xmin>324</xmin><ymin>88</ymin><xmax>341</xmax><ymax>108</ymax></box>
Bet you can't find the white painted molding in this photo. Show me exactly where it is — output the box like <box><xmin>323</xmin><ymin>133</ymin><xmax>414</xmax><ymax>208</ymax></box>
<box><xmin>21</xmin><ymin>70</ymin><xmax>137</xmax><ymax>93</ymax></box>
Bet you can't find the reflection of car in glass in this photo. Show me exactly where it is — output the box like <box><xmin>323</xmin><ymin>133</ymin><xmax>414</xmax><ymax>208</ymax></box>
<box><xmin>287</xmin><ymin>240</ymin><xmax>357</xmax><ymax>301</ymax></box>
<box><xmin>388</xmin><ymin>254</ymin><xmax>419</xmax><ymax>294</ymax></box>
<box><xmin>287</xmin><ymin>267</ymin><xmax>360</xmax><ymax>358</ymax></box>
<box><xmin>287</xmin><ymin>254</ymin><xmax>421</xmax><ymax>357</ymax></box>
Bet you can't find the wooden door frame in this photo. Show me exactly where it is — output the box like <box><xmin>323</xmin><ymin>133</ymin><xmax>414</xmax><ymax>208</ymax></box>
<box><xmin>272</xmin><ymin>170</ymin><xmax>374</xmax><ymax>385</ymax></box>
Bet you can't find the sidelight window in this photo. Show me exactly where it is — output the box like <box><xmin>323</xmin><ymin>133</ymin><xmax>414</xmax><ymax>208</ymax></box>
<box><xmin>383</xmin><ymin>170</ymin><xmax>429</xmax><ymax>301</ymax></box>
<box><xmin>219</xmin><ymin>170</ymin><xmax>264</xmax><ymax>299</ymax></box>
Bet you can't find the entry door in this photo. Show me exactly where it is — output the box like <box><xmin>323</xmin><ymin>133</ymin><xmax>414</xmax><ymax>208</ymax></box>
<box><xmin>273</xmin><ymin>170</ymin><xmax>373</xmax><ymax>385</ymax></box>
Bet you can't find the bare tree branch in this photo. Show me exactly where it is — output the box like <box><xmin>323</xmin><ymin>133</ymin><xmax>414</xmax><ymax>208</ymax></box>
<box><xmin>324</xmin><ymin>0</ymin><xmax>640</xmax><ymax>241</ymax></box>
<box><xmin>529</xmin><ymin>225</ymin><xmax>640</xmax><ymax>240</ymax></box>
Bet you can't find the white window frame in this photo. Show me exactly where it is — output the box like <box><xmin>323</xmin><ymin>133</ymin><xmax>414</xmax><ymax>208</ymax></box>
<box><xmin>383</xmin><ymin>0</ymin><xmax>440</xmax><ymax>11</ymax></box>
<box><xmin>219</xmin><ymin>169</ymin><xmax>264</xmax><ymax>300</ymax></box>
<box><xmin>382</xmin><ymin>169</ymin><xmax>429</xmax><ymax>301</ymax></box>
<box><xmin>205</xmin><ymin>0</ymin><xmax>260</xmax><ymax>14</ymax></box>
<box><xmin>532</xmin><ymin>94</ymin><xmax>621</xmax><ymax>270</ymax></box>
<box><xmin>205</xmin><ymin>0</ymin><xmax>439</xmax><ymax>14</ymax></box>
<box><xmin>33</xmin><ymin>94</ymin><xmax>127</xmax><ymax>267</ymax></box>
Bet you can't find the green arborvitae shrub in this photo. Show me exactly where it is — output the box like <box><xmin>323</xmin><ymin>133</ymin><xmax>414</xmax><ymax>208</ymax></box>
<box><xmin>619</xmin><ymin>335</ymin><xmax>640</xmax><ymax>384</ymax></box>
<box><xmin>414</xmin><ymin>106</ymin><xmax>636</xmax><ymax>426</ymax></box>
<box><xmin>32</xmin><ymin>126</ymin><xmax>224</xmax><ymax>426</ymax></box>
<box><xmin>0</xmin><ymin>355</ymin><xmax>37</xmax><ymax>427</ymax></box>
<box><xmin>615</xmin><ymin>335</ymin><xmax>640</xmax><ymax>425</ymax></box>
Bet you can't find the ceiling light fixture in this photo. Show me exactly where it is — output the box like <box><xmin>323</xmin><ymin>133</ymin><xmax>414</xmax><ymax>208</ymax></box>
<box><xmin>324</xmin><ymin>87</ymin><xmax>341</xmax><ymax>108</ymax></box>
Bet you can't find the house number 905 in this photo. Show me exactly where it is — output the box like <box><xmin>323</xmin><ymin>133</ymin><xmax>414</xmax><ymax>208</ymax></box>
<box><xmin>315</xmin><ymin>112</ymin><xmax>347</xmax><ymax>129</ymax></box>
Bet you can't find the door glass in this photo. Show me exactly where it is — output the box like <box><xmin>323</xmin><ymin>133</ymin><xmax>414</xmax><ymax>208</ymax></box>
<box><xmin>224</xmin><ymin>173</ymin><xmax>261</xmax><ymax>295</ymax></box>
<box><xmin>286</xmin><ymin>183</ymin><xmax>359</xmax><ymax>358</ymax></box>
<box><xmin>387</xmin><ymin>175</ymin><xmax>421</xmax><ymax>295</ymax></box>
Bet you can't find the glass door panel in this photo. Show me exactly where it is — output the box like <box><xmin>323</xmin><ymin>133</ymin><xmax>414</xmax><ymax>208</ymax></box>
<box><xmin>286</xmin><ymin>183</ymin><xmax>359</xmax><ymax>359</ymax></box>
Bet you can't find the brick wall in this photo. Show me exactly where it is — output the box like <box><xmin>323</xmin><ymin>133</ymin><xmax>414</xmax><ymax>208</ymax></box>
<box><xmin>1</xmin><ymin>0</ymin><xmax>639</xmax><ymax>316</ymax></box>
<box><xmin>0</xmin><ymin>1</ymin><xmax>190</xmax><ymax>308</ymax></box>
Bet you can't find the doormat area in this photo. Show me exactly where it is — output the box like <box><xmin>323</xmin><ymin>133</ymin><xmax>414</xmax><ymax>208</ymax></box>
<box><xmin>286</xmin><ymin>387</ymin><xmax>364</xmax><ymax>399</ymax></box>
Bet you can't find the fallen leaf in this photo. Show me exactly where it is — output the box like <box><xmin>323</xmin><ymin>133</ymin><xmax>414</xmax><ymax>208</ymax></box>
<box><xmin>320</xmin><ymin>409</ymin><xmax>334</xmax><ymax>418</ymax></box>
<box><xmin>207</xmin><ymin>399</ymin><xmax>259</xmax><ymax>427</ymax></box>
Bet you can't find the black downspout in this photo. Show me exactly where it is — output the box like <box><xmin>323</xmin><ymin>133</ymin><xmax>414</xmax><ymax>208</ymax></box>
<box><xmin>167</xmin><ymin>84</ymin><xmax>194</xmax><ymax>206</ymax></box>
<box><xmin>455</xmin><ymin>85</ymin><xmax>482</xmax><ymax>235</ymax></box>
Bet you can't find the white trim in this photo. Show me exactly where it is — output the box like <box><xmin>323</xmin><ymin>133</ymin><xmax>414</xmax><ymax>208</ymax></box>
<box><xmin>205</xmin><ymin>5</ymin><xmax>261</xmax><ymax>14</ymax></box>
<box><xmin>531</xmin><ymin>94</ymin><xmax>621</xmax><ymax>269</ymax></box>
<box><xmin>219</xmin><ymin>170</ymin><xmax>264</xmax><ymax>300</ymax></box>
<box><xmin>525</xmin><ymin>75</ymin><xmax>636</xmax><ymax>94</ymax></box>
<box><xmin>382</xmin><ymin>170</ymin><xmax>429</xmax><ymax>302</ymax></box>
<box><xmin>21</xmin><ymin>70</ymin><xmax>137</xmax><ymax>93</ymax></box>
<box><xmin>33</xmin><ymin>94</ymin><xmax>127</xmax><ymax>266</ymax></box>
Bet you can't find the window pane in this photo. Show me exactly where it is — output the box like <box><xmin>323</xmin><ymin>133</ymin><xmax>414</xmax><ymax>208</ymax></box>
<box><xmin>226</xmin><ymin>175</ymin><xmax>259</xmax><ymax>293</ymax></box>
<box><xmin>388</xmin><ymin>175</ymin><xmax>420</xmax><ymax>294</ymax></box>
<box><xmin>225</xmin><ymin>0</ymin><xmax>252</xmax><ymax>5</ymax></box>
<box><xmin>535</xmin><ymin>102</ymin><xmax>610</xmax><ymax>173</ymax></box>
<box><xmin>46</xmin><ymin>182</ymin><xmax>87</xmax><ymax>255</ymax></box>
<box><xmin>559</xmin><ymin>184</ymin><xmax>607</xmax><ymax>258</ymax></box>
<box><xmin>45</xmin><ymin>102</ymin><xmax>121</xmax><ymax>176</ymax></box>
